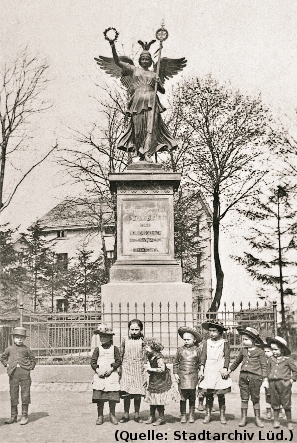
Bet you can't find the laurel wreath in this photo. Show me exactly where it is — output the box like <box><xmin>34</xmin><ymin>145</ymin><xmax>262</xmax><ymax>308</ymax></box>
<box><xmin>103</xmin><ymin>27</ymin><xmax>119</xmax><ymax>43</ymax></box>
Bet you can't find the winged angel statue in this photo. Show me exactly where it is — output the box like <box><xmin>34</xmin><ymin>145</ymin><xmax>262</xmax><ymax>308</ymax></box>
<box><xmin>95</xmin><ymin>30</ymin><xmax>187</xmax><ymax>161</ymax></box>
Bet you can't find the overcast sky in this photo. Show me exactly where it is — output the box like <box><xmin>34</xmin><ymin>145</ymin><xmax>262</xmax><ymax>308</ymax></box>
<box><xmin>1</xmin><ymin>0</ymin><xmax>296</xmax><ymax>306</ymax></box>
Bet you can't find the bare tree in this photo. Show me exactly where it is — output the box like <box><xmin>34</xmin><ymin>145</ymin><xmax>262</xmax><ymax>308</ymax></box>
<box><xmin>173</xmin><ymin>75</ymin><xmax>277</xmax><ymax>313</ymax></box>
<box><xmin>0</xmin><ymin>48</ymin><xmax>56</xmax><ymax>212</ymax></box>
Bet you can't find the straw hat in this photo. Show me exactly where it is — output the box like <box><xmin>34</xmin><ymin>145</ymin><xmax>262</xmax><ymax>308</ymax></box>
<box><xmin>201</xmin><ymin>320</ymin><xmax>227</xmax><ymax>333</ymax></box>
<box><xmin>178</xmin><ymin>326</ymin><xmax>202</xmax><ymax>344</ymax></box>
<box><xmin>237</xmin><ymin>326</ymin><xmax>264</xmax><ymax>345</ymax></box>
<box><xmin>266</xmin><ymin>336</ymin><xmax>291</xmax><ymax>356</ymax></box>
<box><xmin>94</xmin><ymin>324</ymin><xmax>114</xmax><ymax>335</ymax></box>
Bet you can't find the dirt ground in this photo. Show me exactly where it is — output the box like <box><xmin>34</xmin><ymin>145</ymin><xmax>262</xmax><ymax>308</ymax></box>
<box><xmin>0</xmin><ymin>386</ymin><xmax>296</xmax><ymax>443</ymax></box>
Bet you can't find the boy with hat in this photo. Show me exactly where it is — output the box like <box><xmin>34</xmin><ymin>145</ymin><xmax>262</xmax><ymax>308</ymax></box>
<box><xmin>266</xmin><ymin>336</ymin><xmax>297</xmax><ymax>431</ymax></box>
<box><xmin>173</xmin><ymin>326</ymin><xmax>202</xmax><ymax>423</ymax></box>
<box><xmin>91</xmin><ymin>324</ymin><xmax>121</xmax><ymax>425</ymax></box>
<box><xmin>226</xmin><ymin>326</ymin><xmax>268</xmax><ymax>428</ymax></box>
<box><xmin>0</xmin><ymin>326</ymin><xmax>36</xmax><ymax>425</ymax></box>
<box><xmin>198</xmin><ymin>320</ymin><xmax>231</xmax><ymax>424</ymax></box>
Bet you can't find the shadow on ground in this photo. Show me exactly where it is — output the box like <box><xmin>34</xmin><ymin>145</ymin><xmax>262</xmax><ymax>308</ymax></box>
<box><xmin>0</xmin><ymin>412</ymin><xmax>49</xmax><ymax>427</ymax></box>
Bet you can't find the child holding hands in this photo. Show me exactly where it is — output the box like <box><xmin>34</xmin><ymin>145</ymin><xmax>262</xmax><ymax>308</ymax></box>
<box><xmin>226</xmin><ymin>326</ymin><xmax>268</xmax><ymax>428</ymax></box>
<box><xmin>266</xmin><ymin>336</ymin><xmax>297</xmax><ymax>431</ymax></box>
<box><xmin>198</xmin><ymin>320</ymin><xmax>232</xmax><ymax>424</ymax></box>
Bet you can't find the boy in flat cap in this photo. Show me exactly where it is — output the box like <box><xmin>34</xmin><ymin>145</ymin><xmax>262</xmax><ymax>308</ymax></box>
<box><xmin>0</xmin><ymin>326</ymin><xmax>36</xmax><ymax>425</ymax></box>
<box><xmin>226</xmin><ymin>326</ymin><xmax>268</xmax><ymax>428</ymax></box>
<box><xmin>174</xmin><ymin>326</ymin><xmax>202</xmax><ymax>423</ymax></box>
<box><xmin>266</xmin><ymin>336</ymin><xmax>297</xmax><ymax>431</ymax></box>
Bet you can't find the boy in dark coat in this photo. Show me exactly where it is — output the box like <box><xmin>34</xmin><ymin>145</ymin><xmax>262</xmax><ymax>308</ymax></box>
<box><xmin>266</xmin><ymin>336</ymin><xmax>297</xmax><ymax>431</ymax></box>
<box><xmin>173</xmin><ymin>326</ymin><xmax>202</xmax><ymax>423</ymax></box>
<box><xmin>0</xmin><ymin>326</ymin><xmax>36</xmax><ymax>425</ymax></box>
<box><xmin>226</xmin><ymin>326</ymin><xmax>268</xmax><ymax>428</ymax></box>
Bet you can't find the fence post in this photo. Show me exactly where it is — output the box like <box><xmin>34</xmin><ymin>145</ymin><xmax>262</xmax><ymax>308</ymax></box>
<box><xmin>273</xmin><ymin>301</ymin><xmax>278</xmax><ymax>336</ymax></box>
<box><xmin>20</xmin><ymin>302</ymin><xmax>24</xmax><ymax>327</ymax></box>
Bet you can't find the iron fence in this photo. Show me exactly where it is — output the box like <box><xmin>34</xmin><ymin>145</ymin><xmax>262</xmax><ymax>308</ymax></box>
<box><xmin>21</xmin><ymin>300</ymin><xmax>277</xmax><ymax>361</ymax></box>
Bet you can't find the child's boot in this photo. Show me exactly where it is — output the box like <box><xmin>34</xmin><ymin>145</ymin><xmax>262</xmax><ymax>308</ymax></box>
<box><xmin>20</xmin><ymin>404</ymin><xmax>29</xmax><ymax>425</ymax></box>
<box><xmin>198</xmin><ymin>396</ymin><xmax>204</xmax><ymax>411</ymax></box>
<box><xmin>188</xmin><ymin>405</ymin><xmax>195</xmax><ymax>423</ymax></box>
<box><xmin>285</xmin><ymin>409</ymin><xmax>294</xmax><ymax>431</ymax></box>
<box><xmin>96</xmin><ymin>402</ymin><xmax>104</xmax><ymax>425</ymax></box>
<box><xmin>134</xmin><ymin>395</ymin><xmax>143</xmax><ymax>423</ymax></box>
<box><xmin>180</xmin><ymin>401</ymin><xmax>187</xmax><ymax>423</ymax></box>
<box><xmin>5</xmin><ymin>406</ymin><xmax>18</xmax><ymax>424</ymax></box>
<box><xmin>153</xmin><ymin>406</ymin><xmax>165</xmax><ymax>426</ymax></box>
<box><xmin>109</xmin><ymin>401</ymin><xmax>118</xmax><ymax>425</ymax></box>
<box><xmin>254</xmin><ymin>408</ymin><xmax>264</xmax><ymax>428</ymax></box>
<box><xmin>203</xmin><ymin>395</ymin><xmax>213</xmax><ymax>424</ymax></box>
<box><xmin>145</xmin><ymin>406</ymin><xmax>156</xmax><ymax>424</ymax></box>
<box><xmin>119</xmin><ymin>397</ymin><xmax>130</xmax><ymax>423</ymax></box>
<box><xmin>238</xmin><ymin>406</ymin><xmax>247</xmax><ymax>427</ymax></box>
<box><xmin>218</xmin><ymin>395</ymin><xmax>226</xmax><ymax>424</ymax></box>
<box><xmin>266</xmin><ymin>407</ymin><xmax>272</xmax><ymax>420</ymax></box>
<box><xmin>273</xmin><ymin>409</ymin><xmax>280</xmax><ymax>428</ymax></box>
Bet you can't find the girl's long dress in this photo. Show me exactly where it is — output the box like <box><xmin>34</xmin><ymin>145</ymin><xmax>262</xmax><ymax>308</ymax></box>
<box><xmin>199</xmin><ymin>339</ymin><xmax>232</xmax><ymax>394</ymax></box>
<box><xmin>120</xmin><ymin>336</ymin><xmax>146</xmax><ymax>396</ymax></box>
<box><xmin>118</xmin><ymin>63</ymin><xmax>177</xmax><ymax>156</ymax></box>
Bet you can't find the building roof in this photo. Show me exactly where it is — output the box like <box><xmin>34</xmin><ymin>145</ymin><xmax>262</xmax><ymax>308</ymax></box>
<box><xmin>37</xmin><ymin>198</ymin><xmax>114</xmax><ymax>231</ymax></box>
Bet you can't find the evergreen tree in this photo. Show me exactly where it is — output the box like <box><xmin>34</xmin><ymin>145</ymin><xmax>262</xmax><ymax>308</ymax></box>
<box><xmin>0</xmin><ymin>225</ymin><xmax>28</xmax><ymax>315</ymax></box>
<box><xmin>64</xmin><ymin>249</ymin><xmax>107</xmax><ymax>312</ymax></box>
<box><xmin>233</xmin><ymin>185</ymin><xmax>297</xmax><ymax>338</ymax></box>
<box><xmin>21</xmin><ymin>222</ymin><xmax>53</xmax><ymax>312</ymax></box>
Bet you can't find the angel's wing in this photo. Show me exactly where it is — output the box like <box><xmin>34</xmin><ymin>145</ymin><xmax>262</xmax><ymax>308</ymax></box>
<box><xmin>94</xmin><ymin>55</ymin><xmax>135</xmax><ymax>95</ymax></box>
<box><xmin>154</xmin><ymin>57</ymin><xmax>187</xmax><ymax>84</ymax></box>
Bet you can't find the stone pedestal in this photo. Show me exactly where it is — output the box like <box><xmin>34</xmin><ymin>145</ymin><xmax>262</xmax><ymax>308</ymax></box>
<box><xmin>101</xmin><ymin>162</ymin><xmax>193</xmax><ymax>346</ymax></box>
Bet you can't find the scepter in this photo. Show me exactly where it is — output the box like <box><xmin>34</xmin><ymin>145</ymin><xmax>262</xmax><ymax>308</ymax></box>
<box><xmin>145</xmin><ymin>24</ymin><xmax>169</xmax><ymax>161</ymax></box>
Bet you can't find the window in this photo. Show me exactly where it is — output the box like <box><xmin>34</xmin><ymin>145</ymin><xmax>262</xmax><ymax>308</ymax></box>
<box><xmin>57</xmin><ymin>230</ymin><xmax>67</xmax><ymax>238</ymax></box>
<box><xmin>56</xmin><ymin>299</ymin><xmax>67</xmax><ymax>312</ymax></box>
<box><xmin>56</xmin><ymin>253</ymin><xmax>68</xmax><ymax>270</ymax></box>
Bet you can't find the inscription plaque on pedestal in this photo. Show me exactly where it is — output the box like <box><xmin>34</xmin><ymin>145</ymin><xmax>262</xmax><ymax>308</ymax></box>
<box><xmin>121</xmin><ymin>198</ymin><xmax>169</xmax><ymax>257</ymax></box>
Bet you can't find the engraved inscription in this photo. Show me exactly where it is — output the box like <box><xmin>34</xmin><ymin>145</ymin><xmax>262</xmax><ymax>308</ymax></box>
<box><xmin>122</xmin><ymin>199</ymin><xmax>169</xmax><ymax>255</ymax></box>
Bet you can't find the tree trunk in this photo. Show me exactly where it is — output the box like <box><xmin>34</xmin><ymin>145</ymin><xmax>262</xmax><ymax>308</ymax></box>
<box><xmin>208</xmin><ymin>186</ymin><xmax>224</xmax><ymax>316</ymax></box>
<box><xmin>0</xmin><ymin>139</ymin><xmax>7</xmax><ymax>208</ymax></box>
<box><xmin>277</xmin><ymin>190</ymin><xmax>287</xmax><ymax>340</ymax></box>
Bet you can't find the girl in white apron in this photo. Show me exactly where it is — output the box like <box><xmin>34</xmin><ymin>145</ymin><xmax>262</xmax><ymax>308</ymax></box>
<box><xmin>91</xmin><ymin>324</ymin><xmax>121</xmax><ymax>425</ymax></box>
<box><xmin>198</xmin><ymin>320</ymin><xmax>232</xmax><ymax>424</ymax></box>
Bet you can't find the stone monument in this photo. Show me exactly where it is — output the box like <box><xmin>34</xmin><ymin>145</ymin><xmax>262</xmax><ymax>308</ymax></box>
<box><xmin>97</xmin><ymin>26</ymin><xmax>192</xmax><ymax>337</ymax></box>
<box><xmin>101</xmin><ymin>161</ymin><xmax>192</xmax><ymax>313</ymax></box>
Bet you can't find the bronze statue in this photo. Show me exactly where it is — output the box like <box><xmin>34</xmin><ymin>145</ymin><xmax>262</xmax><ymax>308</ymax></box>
<box><xmin>95</xmin><ymin>27</ymin><xmax>187</xmax><ymax>161</ymax></box>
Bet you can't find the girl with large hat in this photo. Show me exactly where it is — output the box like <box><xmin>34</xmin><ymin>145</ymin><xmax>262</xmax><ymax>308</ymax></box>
<box><xmin>173</xmin><ymin>326</ymin><xmax>202</xmax><ymax>424</ymax></box>
<box><xmin>198</xmin><ymin>320</ymin><xmax>232</xmax><ymax>425</ymax></box>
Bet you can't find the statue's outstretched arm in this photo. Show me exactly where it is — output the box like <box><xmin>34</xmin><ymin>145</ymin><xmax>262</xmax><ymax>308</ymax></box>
<box><xmin>110</xmin><ymin>42</ymin><xmax>124</xmax><ymax>70</ymax></box>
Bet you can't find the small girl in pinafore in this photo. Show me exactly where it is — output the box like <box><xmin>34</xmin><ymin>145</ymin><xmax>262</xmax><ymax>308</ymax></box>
<box><xmin>120</xmin><ymin>319</ymin><xmax>146</xmax><ymax>423</ymax></box>
<box><xmin>91</xmin><ymin>324</ymin><xmax>121</xmax><ymax>425</ymax></box>
<box><xmin>198</xmin><ymin>320</ymin><xmax>232</xmax><ymax>424</ymax></box>
<box><xmin>144</xmin><ymin>338</ymin><xmax>180</xmax><ymax>426</ymax></box>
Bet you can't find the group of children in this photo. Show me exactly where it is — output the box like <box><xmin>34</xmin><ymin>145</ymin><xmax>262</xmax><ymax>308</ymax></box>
<box><xmin>1</xmin><ymin>320</ymin><xmax>297</xmax><ymax>431</ymax></box>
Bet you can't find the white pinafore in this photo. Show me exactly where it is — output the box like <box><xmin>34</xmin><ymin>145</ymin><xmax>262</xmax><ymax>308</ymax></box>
<box><xmin>199</xmin><ymin>339</ymin><xmax>232</xmax><ymax>392</ymax></box>
<box><xmin>92</xmin><ymin>345</ymin><xmax>120</xmax><ymax>391</ymax></box>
